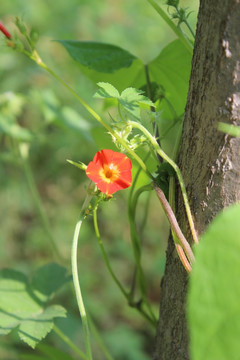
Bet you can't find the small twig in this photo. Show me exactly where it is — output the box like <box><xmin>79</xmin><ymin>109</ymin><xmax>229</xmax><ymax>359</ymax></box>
<box><xmin>154</xmin><ymin>183</ymin><xmax>194</xmax><ymax>265</ymax></box>
<box><xmin>175</xmin><ymin>244</ymin><xmax>192</xmax><ymax>273</ymax></box>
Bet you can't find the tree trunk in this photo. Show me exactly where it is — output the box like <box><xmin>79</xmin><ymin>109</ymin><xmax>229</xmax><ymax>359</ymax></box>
<box><xmin>153</xmin><ymin>1</ymin><xmax>240</xmax><ymax>359</ymax></box>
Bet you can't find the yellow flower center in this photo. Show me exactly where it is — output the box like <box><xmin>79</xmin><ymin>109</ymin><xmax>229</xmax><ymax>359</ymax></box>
<box><xmin>100</xmin><ymin>163</ymin><xmax>119</xmax><ymax>183</ymax></box>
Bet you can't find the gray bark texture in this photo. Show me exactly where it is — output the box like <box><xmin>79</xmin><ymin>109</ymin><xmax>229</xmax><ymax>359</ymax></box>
<box><xmin>153</xmin><ymin>0</ymin><xmax>240</xmax><ymax>359</ymax></box>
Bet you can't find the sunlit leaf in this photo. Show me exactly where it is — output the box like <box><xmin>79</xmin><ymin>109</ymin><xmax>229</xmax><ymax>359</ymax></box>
<box><xmin>0</xmin><ymin>264</ymin><xmax>68</xmax><ymax>348</ymax></box>
<box><xmin>119</xmin><ymin>87</ymin><xmax>154</xmax><ymax>120</ymax></box>
<box><xmin>94</xmin><ymin>82</ymin><xmax>120</xmax><ymax>99</ymax></box>
<box><xmin>149</xmin><ymin>39</ymin><xmax>192</xmax><ymax>115</ymax></box>
<box><xmin>188</xmin><ymin>203</ymin><xmax>240</xmax><ymax>360</ymax></box>
<box><xmin>18</xmin><ymin>305</ymin><xmax>66</xmax><ymax>349</ymax></box>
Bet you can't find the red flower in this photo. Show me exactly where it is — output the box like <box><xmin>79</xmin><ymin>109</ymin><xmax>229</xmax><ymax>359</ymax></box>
<box><xmin>86</xmin><ymin>149</ymin><xmax>132</xmax><ymax>195</ymax></box>
<box><xmin>0</xmin><ymin>22</ymin><xmax>11</xmax><ymax>39</ymax></box>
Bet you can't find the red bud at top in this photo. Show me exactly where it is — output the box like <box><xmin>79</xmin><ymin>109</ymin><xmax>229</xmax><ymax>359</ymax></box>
<box><xmin>0</xmin><ymin>21</ymin><xmax>11</xmax><ymax>39</ymax></box>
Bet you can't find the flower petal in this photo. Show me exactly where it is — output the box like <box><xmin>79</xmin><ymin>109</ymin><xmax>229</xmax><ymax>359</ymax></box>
<box><xmin>85</xmin><ymin>149</ymin><xmax>132</xmax><ymax>195</ymax></box>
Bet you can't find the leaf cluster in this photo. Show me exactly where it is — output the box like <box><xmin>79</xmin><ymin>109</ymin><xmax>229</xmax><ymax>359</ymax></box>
<box><xmin>0</xmin><ymin>263</ymin><xmax>69</xmax><ymax>348</ymax></box>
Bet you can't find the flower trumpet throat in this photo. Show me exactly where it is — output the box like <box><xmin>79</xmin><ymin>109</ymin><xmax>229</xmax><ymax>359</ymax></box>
<box><xmin>86</xmin><ymin>149</ymin><xmax>132</xmax><ymax>195</ymax></box>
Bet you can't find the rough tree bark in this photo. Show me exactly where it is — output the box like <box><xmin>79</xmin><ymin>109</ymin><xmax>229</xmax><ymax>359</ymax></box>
<box><xmin>153</xmin><ymin>1</ymin><xmax>240</xmax><ymax>359</ymax></box>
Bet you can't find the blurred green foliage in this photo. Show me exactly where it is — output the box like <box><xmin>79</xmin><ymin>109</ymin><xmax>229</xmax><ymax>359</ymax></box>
<box><xmin>1</xmin><ymin>0</ymin><xmax>199</xmax><ymax>358</ymax></box>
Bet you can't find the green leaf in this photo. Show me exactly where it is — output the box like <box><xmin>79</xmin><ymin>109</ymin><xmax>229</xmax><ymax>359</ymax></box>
<box><xmin>57</xmin><ymin>40</ymin><xmax>137</xmax><ymax>73</ymax></box>
<box><xmin>0</xmin><ymin>264</ymin><xmax>68</xmax><ymax>348</ymax></box>
<box><xmin>95</xmin><ymin>82</ymin><xmax>120</xmax><ymax>99</ymax></box>
<box><xmin>119</xmin><ymin>87</ymin><xmax>154</xmax><ymax>120</ymax></box>
<box><xmin>18</xmin><ymin>305</ymin><xmax>66</xmax><ymax>349</ymax></box>
<box><xmin>95</xmin><ymin>84</ymin><xmax>154</xmax><ymax>121</ymax></box>
<box><xmin>57</xmin><ymin>39</ymin><xmax>191</xmax><ymax>107</ymax></box>
<box><xmin>218</xmin><ymin>122</ymin><xmax>240</xmax><ymax>137</ymax></box>
<box><xmin>31</xmin><ymin>263</ymin><xmax>70</xmax><ymax>303</ymax></box>
<box><xmin>120</xmin><ymin>87</ymin><xmax>154</xmax><ymax>106</ymax></box>
<box><xmin>188</xmin><ymin>202</ymin><xmax>240</xmax><ymax>360</ymax></box>
<box><xmin>148</xmin><ymin>39</ymin><xmax>192</xmax><ymax>114</ymax></box>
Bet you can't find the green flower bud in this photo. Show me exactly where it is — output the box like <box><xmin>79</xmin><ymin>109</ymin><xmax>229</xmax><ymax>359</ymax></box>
<box><xmin>166</xmin><ymin>0</ymin><xmax>179</xmax><ymax>8</ymax></box>
<box><xmin>15</xmin><ymin>17</ymin><xmax>27</xmax><ymax>35</ymax></box>
<box><xmin>30</xmin><ymin>29</ymin><xmax>39</xmax><ymax>45</ymax></box>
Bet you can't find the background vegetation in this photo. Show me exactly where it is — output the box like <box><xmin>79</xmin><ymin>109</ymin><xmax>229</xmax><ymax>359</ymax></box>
<box><xmin>1</xmin><ymin>1</ymin><xmax>198</xmax><ymax>358</ymax></box>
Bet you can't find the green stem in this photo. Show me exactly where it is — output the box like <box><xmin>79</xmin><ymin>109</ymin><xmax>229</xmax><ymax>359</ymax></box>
<box><xmin>154</xmin><ymin>183</ymin><xmax>195</xmax><ymax>264</ymax></box>
<box><xmin>146</xmin><ymin>0</ymin><xmax>193</xmax><ymax>53</ymax></box>
<box><xmin>53</xmin><ymin>325</ymin><xmax>88</xmax><ymax>360</ymax></box>
<box><xmin>127</xmin><ymin>155</ymin><xmax>147</xmax><ymax>300</ymax></box>
<box><xmin>88</xmin><ymin>317</ymin><xmax>114</xmax><ymax>360</ymax></box>
<box><xmin>168</xmin><ymin>125</ymin><xmax>193</xmax><ymax>271</ymax></box>
<box><xmin>128</xmin><ymin>120</ymin><xmax>198</xmax><ymax>244</ymax></box>
<box><xmin>18</xmin><ymin>143</ymin><xmax>64</xmax><ymax>262</ymax></box>
<box><xmin>183</xmin><ymin>19</ymin><xmax>195</xmax><ymax>39</ymax></box>
<box><xmin>29</xmin><ymin>50</ymin><xmax>153</xmax><ymax>180</ymax></box>
<box><xmin>128</xmin><ymin>184</ymin><xmax>157</xmax><ymax>323</ymax></box>
<box><xmin>71</xmin><ymin>194</ymin><xmax>93</xmax><ymax>360</ymax></box>
<box><xmin>93</xmin><ymin>198</ymin><xmax>156</xmax><ymax>326</ymax></box>
<box><xmin>93</xmin><ymin>205</ymin><xmax>128</xmax><ymax>299</ymax></box>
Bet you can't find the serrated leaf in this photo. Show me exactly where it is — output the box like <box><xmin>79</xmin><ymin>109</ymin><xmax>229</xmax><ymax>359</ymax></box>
<box><xmin>94</xmin><ymin>82</ymin><xmax>120</xmax><ymax>99</ymax></box>
<box><xmin>120</xmin><ymin>88</ymin><xmax>154</xmax><ymax>106</ymax></box>
<box><xmin>0</xmin><ymin>265</ymin><xmax>68</xmax><ymax>348</ymax></box>
<box><xmin>188</xmin><ymin>202</ymin><xmax>240</xmax><ymax>360</ymax></box>
<box><xmin>0</xmin><ymin>311</ymin><xmax>19</xmax><ymax>335</ymax></box>
<box><xmin>19</xmin><ymin>305</ymin><xmax>66</xmax><ymax>348</ymax></box>
<box><xmin>118</xmin><ymin>87</ymin><xmax>154</xmax><ymax>120</ymax></box>
<box><xmin>57</xmin><ymin>40</ymin><xmax>137</xmax><ymax>73</ymax></box>
<box><xmin>31</xmin><ymin>263</ymin><xmax>70</xmax><ymax>303</ymax></box>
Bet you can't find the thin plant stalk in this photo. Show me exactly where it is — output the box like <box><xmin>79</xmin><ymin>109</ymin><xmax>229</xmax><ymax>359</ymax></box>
<box><xmin>183</xmin><ymin>19</ymin><xmax>195</xmax><ymax>39</ymax></box>
<box><xmin>146</xmin><ymin>0</ymin><xmax>193</xmax><ymax>53</ymax></box>
<box><xmin>154</xmin><ymin>183</ymin><xmax>194</xmax><ymax>265</ymax></box>
<box><xmin>93</xmin><ymin>202</ymin><xmax>156</xmax><ymax>326</ymax></box>
<box><xmin>53</xmin><ymin>325</ymin><xmax>88</xmax><ymax>360</ymax></box>
<box><xmin>127</xmin><ymin>120</ymin><xmax>198</xmax><ymax>245</ymax></box>
<box><xmin>71</xmin><ymin>194</ymin><xmax>93</xmax><ymax>360</ymax></box>
<box><xmin>29</xmin><ymin>50</ymin><xmax>153</xmax><ymax>181</ymax></box>
<box><xmin>128</xmin><ymin>184</ymin><xmax>157</xmax><ymax>323</ymax></box>
<box><xmin>93</xmin><ymin>205</ymin><xmax>128</xmax><ymax>299</ymax></box>
<box><xmin>168</xmin><ymin>126</ymin><xmax>192</xmax><ymax>271</ymax></box>
<box><xmin>88</xmin><ymin>316</ymin><xmax>114</xmax><ymax>360</ymax></box>
<box><xmin>18</xmin><ymin>143</ymin><xmax>64</xmax><ymax>262</ymax></box>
